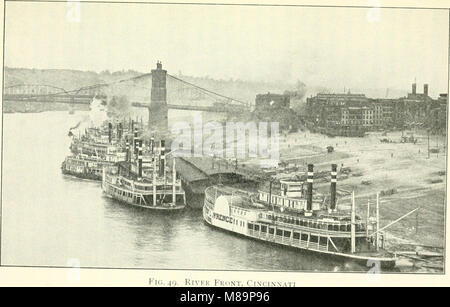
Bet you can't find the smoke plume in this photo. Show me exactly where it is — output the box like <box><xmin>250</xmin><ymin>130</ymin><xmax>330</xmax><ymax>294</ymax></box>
<box><xmin>106</xmin><ymin>95</ymin><xmax>132</xmax><ymax>119</ymax></box>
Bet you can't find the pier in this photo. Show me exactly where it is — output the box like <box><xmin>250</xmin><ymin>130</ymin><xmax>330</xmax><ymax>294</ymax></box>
<box><xmin>174</xmin><ymin>156</ymin><xmax>268</xmax><ymax>184</ymax></box>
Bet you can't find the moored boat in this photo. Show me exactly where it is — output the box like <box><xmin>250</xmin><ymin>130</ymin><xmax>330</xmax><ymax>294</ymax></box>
<box><xmin>61</xmin><ymin>154</ymin><xmax>119</xmax><ymax>181</ymax></box>
<box><xmin>203</xmin><ymin>164</ymin><xmax>397</xmax><ymax>269</ymax></box>
<box><xmin>102</xmin><ymin>125</ymin><xmax>186</xmax><ymax>211</ymax></box>
<box><xmin>62</xmin><ymin>122</ymin><xmax>126</xmax><ymax>180</ymax></box>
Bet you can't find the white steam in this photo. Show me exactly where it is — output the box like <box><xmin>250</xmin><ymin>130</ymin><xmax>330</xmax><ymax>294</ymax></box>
<box><xmin>69</xmin><ymin>97</ymin><xmax>109</xmax><ymax>135</ymax></box>
<box><xmin>89</xmin><ymin>97</ymin><xmax>108</xmax><ymax>127</ymax></box>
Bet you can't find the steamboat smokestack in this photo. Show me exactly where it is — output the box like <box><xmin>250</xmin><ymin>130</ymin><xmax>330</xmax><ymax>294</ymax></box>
<box><xmin>133</xmin><ymin>125</ymin><xmax>138</xmax><ymax>159</ymax></box>
<box><xmin>125</xmin><ymin>137</ymin><xmax>130</xmax><ymax>162</ymax></box>
<box><xmin>306</xmin><ymin>164</ymin><xmax>313</xmax><ymax>216</ymax></box>
<box><xmin>118</xmin><ymin>123</ymin><xmax>123</xmax><ymax>141</ymax></box>
<box><xmin>424</xmin><ymin>84</ymin><xmax>429</xmax><ymax>96</ymax></box>
<box><xmin>130</xmin><ymin>120</ymin><xmax>135</xmax><ymax>160</ymax></box>
<box><xmin>412</xmin><ymin>83</ymin><xmax>417</xmax><ymax>95</ymax></box>
<box><xmin>160</xmin><ymin>140</ymin><xmax>165</xmax><ymax>177</ymax></box>
<box><xmin>138</xmin><ymin>139</ymin><xmax>143</xmax><ymax>178</ymax></box>
<box><xmin>330</xmin><ymin>164</ymin><xmax>337</xmax><ymax>212</ymax></box>
<box><xmin>108</xmin><ymin>123</ymin><xmax>112</xmax><ymax>144</ymax></box>
<box><xmin>150</xmin><ymin>136</ymin><xmax>155</xmax><ymax>154</ymax></box>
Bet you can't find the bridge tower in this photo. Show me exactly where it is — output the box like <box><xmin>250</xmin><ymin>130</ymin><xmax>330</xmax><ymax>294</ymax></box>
<box><xmin>149</xmin><ymin>61</ymin><xmax>168</xmax><ymax>133</ymax></box>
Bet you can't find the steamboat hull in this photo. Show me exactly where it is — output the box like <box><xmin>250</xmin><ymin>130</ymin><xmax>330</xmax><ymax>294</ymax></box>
<box><xmin>202</xmin><ymin>186</ymin><xmax>397</xmax><ymax>270</ymax></box>
<box><xmin>203</xmin><ymin>211</ymin><xmax>396</xmax><ymax>270</ymax></box>
<box><xmin>102</xmin><ymin>178</ymin><xmax>186</xmax><ymax>211</ymax></box>
<box><xmin>61</xmin><ymin>162</ymin><xmax>102</xmax><ymax>181</ymax></box>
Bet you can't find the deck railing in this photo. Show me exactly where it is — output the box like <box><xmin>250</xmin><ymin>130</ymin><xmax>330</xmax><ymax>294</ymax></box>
<box><xmin>259</xmin><ymin>218</ymin><xmax>366</xmax><ymax>237</ymax></box>
<box><xmin>247</xmin><ymin>230</ymin><xmax>329</xmax><ymax>252</ymax></box>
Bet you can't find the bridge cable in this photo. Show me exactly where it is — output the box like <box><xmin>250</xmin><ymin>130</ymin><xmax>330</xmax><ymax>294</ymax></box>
<box><xmin>5</xmin><ymin>72</ymin><xmax>153</xmax><ymax>101</ymax></box>
<box><xmin>167</xmin><ymin>74</ymin><xmax>249</xmax><ymax>106</ymax></box>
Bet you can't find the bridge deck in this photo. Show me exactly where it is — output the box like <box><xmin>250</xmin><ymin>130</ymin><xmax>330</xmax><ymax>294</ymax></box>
<box><xmin>4</xmin><ymin>95</ymin><xmax>248</xmax><ymax>113</ymax></box>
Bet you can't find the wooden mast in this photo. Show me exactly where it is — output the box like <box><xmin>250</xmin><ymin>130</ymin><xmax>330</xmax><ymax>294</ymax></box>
<box><xmin>376</xmin><ymin>192</ymin><xmax>380</xmax><ymax>251</ymax></box>
<box><xmin>366</xmin><ymin>199</ymin><xmax>370</xmax><ymax>238</ymax></box>
<box><xmin>153</xmin><ymin>147</ymin><xmax>157</xmax><ymax>206</ymax></box>
<box><xmin>351</xmin><ymin>191</ymin><xmax>356</xmax><ymax>254</ymax></box>
<box><xmin>172</xmin><ymin>157</ymin><xmax>176</xmax><ymax>207</ymax></box>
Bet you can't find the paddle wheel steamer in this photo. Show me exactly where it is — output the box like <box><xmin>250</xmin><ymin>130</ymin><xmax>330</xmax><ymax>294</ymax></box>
<box><xmin>102</xmin><ymin>124</ymin><xmax>186</xmax><ymax>211</ymax></box>
<box><xmin>203</xmin><ymin>164</ymin><xmax>397</xmax><ymax>268</ymax></box>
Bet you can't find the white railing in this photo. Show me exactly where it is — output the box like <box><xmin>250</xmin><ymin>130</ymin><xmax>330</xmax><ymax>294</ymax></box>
<box><xmin>265</xmin><ymin>219</ymin><xmax>366</xmax><ymax>237</ymax></box>
<box><xmin>247</xmin><ymin>229</ymin><xmax>329</xmax><ymax>252</ymax></box>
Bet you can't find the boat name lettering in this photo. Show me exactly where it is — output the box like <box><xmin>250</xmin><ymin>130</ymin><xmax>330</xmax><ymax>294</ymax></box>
<box><xmin>213</xmin><ymin>213</ymin><xmax>234</xmax><ymax>223</ymax></box>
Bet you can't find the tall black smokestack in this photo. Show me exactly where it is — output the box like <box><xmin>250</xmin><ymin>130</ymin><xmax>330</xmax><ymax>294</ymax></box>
<box><xmin>150</xmin><ymin>136</ymin><xmax>155</xmax><ymax>154</ymax></box>
<box><xmin>138</xmin><ymin>139</ymin><xmax>143</xmax><ymax>178</ymax></box>
<box><xmin>412</xmin><ymin>83</ymin><xmax>417</xmax><ymax>95</ymax></box>
<box><xmin>424</xmin><ymin>84</ymin><xmax>429</xmax><ymax>96</ymax></box>
<box><xmin>108</xmin><ymin>123</ymin><xmax>112</xmax><ymax>144</ymax></box>
<box><xmin>160</xmin><ymin>140</ymin><xmax>165</xmax><ymax>177</ymax></box>
<box><xmin>118</xmin><ymin>123</ymin><xmax>123</xmax><ymax>141</ymax></box>
<box><xmin>125</xmin><ymin>137</ymin><xmax>130</xmax><ymax>162</ymax></box>
<box><xmin>330</xmin><ymin>164</ymin><xmax>337</xmax><ymax>212</ymax></box>
<box><xmin>130</xmin><ymin>120</ymin><xmax>135</xmax><ymax>159</ymax></box>
<box><xmin>133</xmin><ymin>125</ymin><xmax>138</xmax><ymax>160</ymax></box>
<box><xmin>306</xmin><ymin>164</ymin><xmax>313</xmax><ymax>216</ymax></box>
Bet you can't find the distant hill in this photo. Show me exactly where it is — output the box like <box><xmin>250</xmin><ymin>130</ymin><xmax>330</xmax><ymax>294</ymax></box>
<box><xmin>4</xmin><ymin>67</ymin><xmax>106</xmax><ymax>90</ymax></box>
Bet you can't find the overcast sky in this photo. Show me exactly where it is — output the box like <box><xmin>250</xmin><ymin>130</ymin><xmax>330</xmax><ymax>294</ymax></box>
<box><xmin>4</xmin><ymin>2</ymin><xmax>449</xmax><ymax>95</ymax></box>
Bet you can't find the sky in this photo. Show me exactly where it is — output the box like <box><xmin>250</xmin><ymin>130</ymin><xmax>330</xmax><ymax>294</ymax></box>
<box><xmin>4</xmin><ymin>2</ymin><xmax>449</xmax><ymax>96</ymax></box>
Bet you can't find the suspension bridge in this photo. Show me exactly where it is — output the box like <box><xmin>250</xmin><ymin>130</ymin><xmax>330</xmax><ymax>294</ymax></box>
<box><xmin>3</xmin><ymin>62</ymin><xmax>250</xmax><ymax>121</ymax></box>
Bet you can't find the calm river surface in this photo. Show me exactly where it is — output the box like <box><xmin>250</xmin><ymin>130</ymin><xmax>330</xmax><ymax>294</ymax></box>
<box><xmin>2</xmin><ymin>111</ymin><xmax>370</xmax><ymax>272</ymax></box>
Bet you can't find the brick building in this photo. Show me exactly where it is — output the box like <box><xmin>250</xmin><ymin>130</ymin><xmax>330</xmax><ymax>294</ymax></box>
<box><xmin>306</xmin><ymin>93</ymin><xmax>371</xmax><ymax>135</ymax></box>
<box><xmin>402</xmin><ymin>83</ymin><xmax>434</xmax><ymax>125</ymax></box>
<box><xmin>305</xmin><ymin>83</ymin><xmax>445</xmax><ymax>136</ymax></box>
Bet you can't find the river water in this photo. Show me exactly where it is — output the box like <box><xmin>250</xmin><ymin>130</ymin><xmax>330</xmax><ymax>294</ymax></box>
<box><xmin>2</xmin><ymin>111</ymin><xmax>372</xmax><ymax>272</ymax></box>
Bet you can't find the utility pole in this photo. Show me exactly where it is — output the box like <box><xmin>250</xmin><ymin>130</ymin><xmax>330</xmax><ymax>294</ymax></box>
<box><xmin>416</xmin><ymin>208</ymin><xmax>420</xmax><ymax>234</ymax></box>
<box><xmin>436</xmin><ymin>134</ymin><xmax>439</xmax><ymax>158</ymax></box>
<box><xmin>428</xmin><ymin>129</ymin><xmax>430</xmax><ymax>159</ymax></box>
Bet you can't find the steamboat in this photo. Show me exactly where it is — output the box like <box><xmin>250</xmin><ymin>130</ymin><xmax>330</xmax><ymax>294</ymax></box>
<box><xmin>203</xmin><ymin>164</ymin><xmax>397</xmax><ymax>268</ymax></box>
<box><xmin>61</xmin><ymin>153</ymin><xmax>124</xmax><ymax>180</ymax></box>
<box><xmin>102</xmin><ymin>125</ymin><xmax>186</xmax><ymax>211</ymax></box>
<box><xmin>62</xmin><ymin>123</ymin><xmax>126</xmax><ymax>180</ymax></box>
